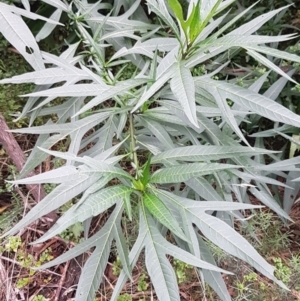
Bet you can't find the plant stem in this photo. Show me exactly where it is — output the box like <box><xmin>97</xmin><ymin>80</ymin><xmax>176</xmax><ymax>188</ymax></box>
<box><xmin>129</xmin><ymin>113</ymin><xmax>139</xmax><ymax>176</ymax></box>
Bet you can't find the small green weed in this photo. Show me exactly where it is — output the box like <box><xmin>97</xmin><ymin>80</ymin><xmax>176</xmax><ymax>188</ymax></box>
<box><xmin>173</xmin><ymin>259</ymin><xmax>193</xmax><ymax>284</ymax></box>
<box><xmin>112</xmin><ymin>256</ymin><xmax>122</xmax><ymax>276</ymax></box>
<box><xmin>137</xmin><ymin>272</ymin><xmax>148</xmax><ymax>292</ymax></box>
<box><xmin>117</xmin><ymin>293</ymin><xmax>132</xmax><ymax>301</ymax></box>
<box><xmin>2</xmin><ymin>236</ymin><xmax>53</xmax><ymax>288</ymax></box>
<box><xmin>242</xmin><ymin>211</ymin><xmax>290</xmax><ymax>255</ymax></box>
<box><xmin>33</xmin><ymin>295</ymin><xmax>47</xmax><ymax>301</ymax></box>
<box><xmin>273</xmin><ymin>257</ymin><xmax>291</xmax><ymax>285</ymax></box>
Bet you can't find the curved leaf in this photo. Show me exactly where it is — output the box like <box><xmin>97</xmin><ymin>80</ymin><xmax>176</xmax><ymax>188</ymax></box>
<box><xmin>0</xmin><ymin>6</ymin><xmax>44</xmax><ymax>70</ymax></box>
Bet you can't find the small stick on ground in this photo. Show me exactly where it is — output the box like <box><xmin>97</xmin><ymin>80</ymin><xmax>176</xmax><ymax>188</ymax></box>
<box><xmin>0</xmin><ymin>113</ymin><xmax>57</xmax><ymax>222</ymax></box>
<box><xmin>0</xmin><ymin>259</ymin><xmax>18</xmax><ymax>301</ymax></box>
<box><xmin>54</xmin><ymin>260</ymin><xmax>70</xmax><ymax>301</ymax></box>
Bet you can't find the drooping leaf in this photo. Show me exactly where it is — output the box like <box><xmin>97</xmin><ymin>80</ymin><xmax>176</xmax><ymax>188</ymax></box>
<box><xmin>155</xmin><ymin>189</ymin><xmax>287</xmax><ymax>289</ymax></box>
<box><xmin>0</xmin><ymin>6</ymin><xmax>44</xmax><ymax>70</ymax></box>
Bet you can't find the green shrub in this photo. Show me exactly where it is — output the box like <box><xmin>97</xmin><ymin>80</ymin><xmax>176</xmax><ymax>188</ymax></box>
<box><xmin>1</xmin><ymin>1</ymin><xmax>300</xmax><ymax>301</ymax></box>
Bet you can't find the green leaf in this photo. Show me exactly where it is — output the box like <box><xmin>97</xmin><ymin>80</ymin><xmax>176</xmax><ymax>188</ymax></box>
<box><xmin>189</xmin><ymin>0</ymin><xmax>202</xmax><ymax>42</ymax></box>
<box><xmin>123</xmin><ymin>190</ymin><xmax>132</xmax><ymax>221</ymax></box>
<box><xmin>1</xmin><ymin>170</ymin><xmax>101</xmax><ymax>238</ymax></box>
<box><xmin>170</xmin><ymin>62</ymin><xmax>199</xmax><ymax>127</ymax></box>
<box><xmin>155</xmin><ymin>189</ymin><xmax>287</xmax><ymax>290</ymax></box>
<box><xmin>32</xmin><ymin>185</ymin><xmax>132</xmax><ymax>244</ymax></box>
<box><xmin>150</xmin><ymin>163</ymin><xmax>240</xmax><ymax>184</ymax></box>
<box><xmin>37</xmin><ymin>204</ymin><xmax>127</xmax><ymax>301</ymax></box>
<box><xmin>249</xmin><ymin>185</ymin><xmax>292</xmax><ymax>221</ymax></box>
<box><xmin>196</xmin><ymin>78</ymin><xmax>300</xmax><ymax>128</ymax></box>
<box><xmin>8</xmin><ymin>166</ymin><xmax>78</xmax><ymax>184</ymax></box>
<box><xmin>140</xmin><ymin>116</ymin><xmax>174</xmax><ymax>150</ymax></box>
<box><xmin>140</xmin><ymin>155</ymin><xmax>152</xmax><ymax>187</ymax></box>
<box><xmin>143</xmin><ymin>193</ymin><xmax>187</xmax><ymax>242</ymax></box>
<box><xmin>168</xmin><ymin>0</ymin><xmax>185</xmax><ymax>27</ymax></box>
<box><xmin>151</xmin><ymin>145</ymin><xmax>278</xmax><ymax>163</ymax></box>
<box><xmin>140</xmin><ymin>204</ymin><xmax>230</xmax><ymax>301</ymax></box>
<box><xmin>0</xmin><ymin>6</ymin><xmax>44</xmax><ymax>71</ymax></box>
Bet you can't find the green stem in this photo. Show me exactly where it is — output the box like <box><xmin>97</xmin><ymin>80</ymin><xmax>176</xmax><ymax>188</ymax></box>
<box><xmin>129</xmin><ymin>113</ymin><xmax>139</xmax><ymax>176</ymax></box>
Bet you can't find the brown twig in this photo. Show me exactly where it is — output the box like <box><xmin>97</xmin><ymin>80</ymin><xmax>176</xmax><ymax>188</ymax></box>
<box><xmin>0</xmin><ymin>259</ymin><xmax>18</xmax><ymax>301</ymax></box>
<box><xmin>0</xmin><ymin>113</ymin><xmax>57</xmax><ymax>223</ymax></box>
<box><xmin>0</xmin><ymin>256</ymin><xmax>61</xmax><ymax>277</ymax></box>
<box><xmin>54</xmin><ymin>260</ymin><xmax>70</xmax><ymax>301</ymax></box>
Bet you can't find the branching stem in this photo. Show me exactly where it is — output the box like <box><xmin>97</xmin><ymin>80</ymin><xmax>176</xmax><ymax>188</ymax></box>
<box><xmin>129</xmin><ymin>113</ymin><xmax>139</xmax><ymax>176</ymax></box>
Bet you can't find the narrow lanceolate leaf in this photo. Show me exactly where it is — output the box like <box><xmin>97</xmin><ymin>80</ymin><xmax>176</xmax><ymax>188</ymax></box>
<box><xmin>151</xmin><ymin>145</ymin><xmax>278</xmax><ymax>163</ymax></box>
<box><xmin>143</xmin><ymin>193</ymin><xmax>187</xmax><ymax>242</ymax></box>
<box><xmin>249</xmin><ymin>186</ymin><xmax>292</xmax><ymax>221</ymax></box>
<box><xmin>284</xmin><ymin>171</ymin><xmax>300</xmax><ymax>214</ymax></box>
<box><xmin>10</xmin><ymin>111</ymin><xmax>110</xmax><ymax>135</ymax></box>
<box><xmin>0</xmin><ymin>7</ymin><xmax>44</xmax><ymax>71</ymax></box>
<box><xmin>9</xmin><ymin>166</ymin><xmax>78</xmax><ymax>184</ymax></box>
<box><xmin>110</xmin><ymin>208</ymin><xmax>148</xmax><ymax>301</ymax></box>
<box><xmin>141</xmin><ymin>205</ymin><xmax>230</xmax><ymax>301</ymax></box>
<box><xmin>21</xmin><ymin>83</ymin><xmax>108</xmax><ymax>97</ymax></box>
<box><xmin>21</xmin><ymin>0</ymin><xmax>30</xmax><ymax>11</ymax></box>
<box><xmin>140</xmin><ymin>116</ymin><xmax>174</xmax><ymax>150</ymax></box>
<box><xmin>142</xmin><ymin>206</ymin><xmax>180</xmax><ymax>301</ymax></box>
<box><xmin>33</xmin><ymin>185</ymin><xmax>132</xmax><ymax>244</ymax></box>
<box><xmin>80</xmin><ymin>205</ymin><xmax>134</xmax><ymax>300</ymax></box>
<box><xmin>37</xmin><ymin>204</ymin><xmax>125</xmax><ymax>301</ymax></box>
<box><xmin>197</xmin><ymin>235</ymin><xmax>231</xmax><ymax>301</ymax></box>
<box><xmin>213</xmin><ymin>86</ymin><xmax>250</xmax><ymax>146</ymax></box>
<box><xmin>0</xmin><ymin>67</ymin><xmax>88</xmax><ymax>85</ymax></box>
<box><xmin>246</xmin><ymin>49</ymin><xmax>297</xmax><ymax>84</ymax></box>
<box><xmin>246</xmin><ymin>45</ymin><xmax>300</xmax><ymax>64</ymax></box>
<box><xmin>155</xmin><ymin>189</ymin><xmax>287</xmax><ymax>290</ymax></box>
<box><xmin>196</xmin><ymin>78</ymin><xmax>300</xmax><ymax>128</ymax></box>
<box><xmin>74</xmin><ymin>79</ymin><xmax>148</xmax><ymax>116</ymax></box>
<box><xmin>36</xmin><ymin>205</ymin><xmax>123</xmax><ymax>270</ymax></box>
<box><xmin>229</xmin><ymin>4</ymin><xmax>292</xmax><ymax>36</ymax></box>
<box><xmin>150</xmin><ymin>163</ymin><xmax>240</xmax><ymax>184</ymax></box>
<box><xmin>170</xmin><ymin>62</ymin><xmax>199</xmax><ymax>128</ymax></box>
<box><xmin>154</xmin><ymin>189</ymin><xmax>262</xmax><ymax>213</ymax></box>
<box><xmin>1</xmin><ymin>171</ymin><xmax>101</xmax><ymax>238</ymax></box>
<box><xmin>76</xmin><ymin>236</ymin><xmax>112</xmax><ymax>301</ymax></box>
<box><xmin>36</xmin><ymin>9</ymin><xmax>62</xmax><ymax>42</ymax></box>
<box><xmin>131</xmin><ymin>65</ymin><xmax>175</xmax><ymax>113</ymax></box>
<box><xmin>82</xmin><ymin>161</ymin><xmax>133</xmax><ymax>180</ymax></box>
<box><xmin>146</xmin><ymin>0</ymin><xmax>180</xmax><ymax>39</ymax></box>
<box><xmin>41</xmin><ymin>0</ymin><xmax>68</xmax><ymax>10</ymax></box>
<box><xmin>195</xmin><ymin>213</ymin><xmax>287</xmax><ymax>289</ymax></box>
<box><xmin>113</xmin><ymin>220</ymin><xmax>132</xmax><ymax>280</ymax></box>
